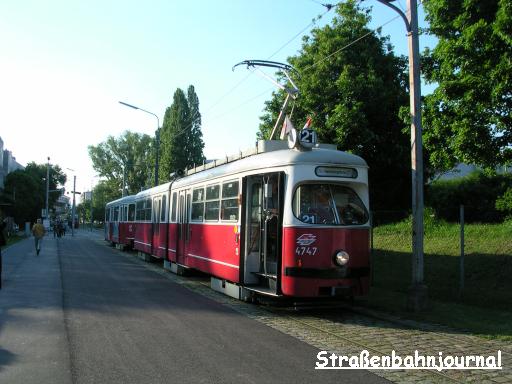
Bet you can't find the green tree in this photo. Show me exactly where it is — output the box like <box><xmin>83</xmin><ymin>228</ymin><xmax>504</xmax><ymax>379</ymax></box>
<box><xmin>2</xmin><ymin>170</ymin><xmax>41</xmax><ymax>224</ymax></box>
<box><xmin>186</xmin><ymin>85</ymin><xmax>206</xmax><ymax>167</ymax></box>
<box><xmin>422</xmin><ymin>0</ymin><xmax>512</xmax><ymax>172</ymax></box>
<box><xmin>1</xmin><ymin>163</ymin><xmax>66</xmax><ymax>224</ymax></box>
<box><xmin>259</xmin><ymin>1</ymin><xmax>410</xmax><ymax>211</ymax></box>
<box><xmin>159</xmin><ymin>86</ymin><xmax>205</xmax><ymax>182</ymax></box>
<box><xmin>90</xmin><ymin>179</ymin><xmax>120</xmax><ymax>222</ymax></box>
<box><xmin>88</xmin><ymin>131</ymin><xmax>154</xmax><ymax>196</ymax></box>
<box><xmin>77</xmin><ymin>180</ymin><xmax>117</xmax><ymax>225</ymax></box>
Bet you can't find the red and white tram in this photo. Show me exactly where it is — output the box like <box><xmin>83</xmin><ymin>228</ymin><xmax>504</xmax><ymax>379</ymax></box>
<box><xmin>106</xmin><ymin>140</ymin><xmax>371</xmax><ymax>300</ymax></box>
<box><xmin>105</xmin><ymin>195</ymin><xmax>137</xmax><ymax>249</ymax></box>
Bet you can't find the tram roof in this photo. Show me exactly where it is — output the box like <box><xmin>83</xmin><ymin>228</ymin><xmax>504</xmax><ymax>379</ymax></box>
<box><xmin>105</xmin><ymin>194</ymin><xmax>136</xmax><ymax>207</ymax></box>
<box><xmin>134</xmin><ymin>182</ymin><xmax>172</xmax><ymax>199</ymax></box>
<box><xmin>173</xmin><ymin>146</ymin><xmax>367</xmax><ymax>188</ymax></box>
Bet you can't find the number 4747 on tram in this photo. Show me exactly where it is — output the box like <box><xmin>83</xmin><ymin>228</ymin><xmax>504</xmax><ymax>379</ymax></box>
<box><xmin>107</xmin><ymin>138</ymin><xmax>371</xmax><ymax>302</ymax></box>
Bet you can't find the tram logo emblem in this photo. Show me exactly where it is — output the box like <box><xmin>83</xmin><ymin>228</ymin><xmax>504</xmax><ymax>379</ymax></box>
<box><xmin>296</xmin><ymin>234</ymin><xmax>316</xmax><ymax>246</ymax></box>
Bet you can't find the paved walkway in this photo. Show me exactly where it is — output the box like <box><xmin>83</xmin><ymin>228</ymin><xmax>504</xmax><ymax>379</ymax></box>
<box><xmin>0</xmin><ymin>231</ymin><xmax>385</xmax><ymax>384</ymax></box>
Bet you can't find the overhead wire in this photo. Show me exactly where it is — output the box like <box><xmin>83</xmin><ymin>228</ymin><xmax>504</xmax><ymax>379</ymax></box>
<box><xmin>266</xmin><ymin>5</ymin><xmax>334</xmax><ymax>60</ymax></box>
<box><xmin>168</xmin><ymin>1</ymin><xmax>416</xmax><ymax>144</ymax></box>
<box><xmin>168</xmin><ymin>3</ymin><xmax>337</xmax><ymax>140</ymax></box>
<box><xmin>300</xmin><ymin>13</ymin><xmax>402</xmax><ymax>74</ymax></box>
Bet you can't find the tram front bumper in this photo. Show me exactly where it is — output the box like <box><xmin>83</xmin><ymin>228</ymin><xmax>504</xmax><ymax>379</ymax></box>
<box><xmin>283</xmin><ymin>267</ymin><xmax>370</xmax><ymax>297</ymax></box>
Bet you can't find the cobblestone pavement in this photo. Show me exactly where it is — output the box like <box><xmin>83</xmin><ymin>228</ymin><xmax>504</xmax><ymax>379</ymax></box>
<box><xmin>108</xmin><ymin>243</ymin><xmax>511</xmax><ymax>384</ymax></box>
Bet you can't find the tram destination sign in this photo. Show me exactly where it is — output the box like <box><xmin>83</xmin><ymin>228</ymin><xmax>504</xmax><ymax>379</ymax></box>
<box><xmin>315</xmin><ymin>166</ymin><xmax>358</xmax><ymax>178</ymax></box>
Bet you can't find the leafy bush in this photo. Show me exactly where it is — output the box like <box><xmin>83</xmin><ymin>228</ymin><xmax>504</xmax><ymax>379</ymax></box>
<box><xmin>496</xmin><ymin>188</ymin><xmax>512</xmax><ymax>216</ymax></box>
<box><xmin>426</xmin><ymin>172</ymin><xmax>512</xmax><ymax>223</ymax></box>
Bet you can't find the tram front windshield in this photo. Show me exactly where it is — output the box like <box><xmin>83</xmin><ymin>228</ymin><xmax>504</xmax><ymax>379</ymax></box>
<box><xmin>293</xmin><ymin>184</ymin><xmax>369</xmax><ymax>225</ymax></box>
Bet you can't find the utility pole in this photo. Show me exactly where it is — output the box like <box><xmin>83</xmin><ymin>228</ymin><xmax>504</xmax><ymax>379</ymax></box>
<box><xmin>45</xmin><ymin>157</ymin><xmax>50</xmax><ymax>220</ymax></box>
<box><xmin>118</xmin><ymin>101</ymin><xmax>160</xmax><ymax>186</ymax></box>
<box><xmin>90</xmin><ymin>189</ymin><xmax>93</xmax><ymax>232</ymax></box>
<box><xmin>377</xmin><ymin>0</ymin><xmax>427</xmax><ymax>311</ymax></box>
<box><xmin>155</xmin><ymin>128</ymin><xmax>160</xmax><ymax>186</ymax></box>
<box><xmin>72</xmin><ymin>175</ymin><xmax>76</xmax><ymax>237</ymax></box>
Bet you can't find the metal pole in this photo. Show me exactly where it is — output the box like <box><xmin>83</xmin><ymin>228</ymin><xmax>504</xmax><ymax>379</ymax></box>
<box><xmin>406</xmin><ymin>0</ymin><xmax>427</xmax><ymax>311</ymax></box>
<box><xmin>118</xmin><ymin>101</ymin><xmax>160</xmax><ymax>186</ymax></box>
<box><xmin>155</xmin><ymin>128</ymin><xmax>160</xmax><ymax>186</ymax></box>
<box><xmin>370</xmin><ymin>211</ymin><xmax>374</xmax><ymax>286</ymax></box>
<box><xmin>45</xmin><ymin>157</ymin><xmax>50</xmax><ymax>219</ymax></box>
<box><xmin>72</xmin><ymin>175</ymin><xmax>76</xmax><ymax>237</ymax></box>
<box><xmin>90</xmin><ymin>189</ymin><xmax>93</xmax><ymax>232</ymax></box>
<box><xmin>376</xmin><ymin>0</ymin><xmax>427</xmax><ymax>310</ymax></box>
<box><xmin>459</xmin><ymin>205</ymin><xmax>465</xmax><ymax>296</ymax></box>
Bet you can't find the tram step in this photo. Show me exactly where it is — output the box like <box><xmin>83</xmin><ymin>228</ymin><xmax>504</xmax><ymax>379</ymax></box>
<box><xmin>252</xmin><ymin>272</ymin><xmax>277</xmax><ymax>280</ymax></box>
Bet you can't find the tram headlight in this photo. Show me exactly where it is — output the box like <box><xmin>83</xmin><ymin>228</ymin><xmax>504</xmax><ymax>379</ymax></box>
<box><xmin>334</xmin><ymin>250</ymin><xmax>350</xmax><ymax>266</ymax></box>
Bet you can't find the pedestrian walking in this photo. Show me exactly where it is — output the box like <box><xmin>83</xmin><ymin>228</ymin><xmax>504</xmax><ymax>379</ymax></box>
<box><xmin>32</xmin><ymin>219</ymin><xmax>46</xmax><ymax>255</ymax></box>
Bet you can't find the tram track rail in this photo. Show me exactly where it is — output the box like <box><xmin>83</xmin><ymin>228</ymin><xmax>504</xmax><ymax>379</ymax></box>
<box><xmin>269</xmin><ymin>311</ymin><xmax>463</xmax><ymax>383</ymax></box>
<box><xmin>163</xmin><ymin>275</ymin><xmax>467</xmax><ymax>383</ymax></box>
<box><xmin>109</xmin><ymin>242</ymin><xmax>509</xmax><ymax>384</ymax></box>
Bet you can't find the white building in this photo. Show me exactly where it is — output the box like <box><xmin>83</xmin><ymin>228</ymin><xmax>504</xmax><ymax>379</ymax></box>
<box><xmin>0</xmin><ymin>136</ymin><xmax>24</xmax><ymax>188</ymax></box>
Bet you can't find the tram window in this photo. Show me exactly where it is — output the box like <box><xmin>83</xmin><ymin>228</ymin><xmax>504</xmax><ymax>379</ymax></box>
<box><xmin>145</xmin><ymin>198</ymin><xmax>152</xmax><ymax>222</ymax></box>
<box><xmin>191</xmin><ymin>187</ymin><xmax>205</xmax><ymax>221</ymax></box>
<box><xmin>205</xmin><ymin>184</ymin><xmax>220</xmax><ymax>221</ymax></box>
<box><xmin>206</xmin><ymin>184</ymin><xmax>220</xmax><ymax>200</ymax></box>
<box><xmin>161</xmin><ymin>195</ymin><xmax>167</xmax><ymax>222</ymax></box>
<box><xmin>221</xmin><ymin>180</ymin><xmax>239</xmax><ymax>221</ymax></box>
<box><xmin>136</xmin><ymin>200</ymin><xmax>144</xmax><ymax>221</ymax></box>
<box><xmin>128</xmin><ymin>204</ymin><xmax>135</xmax><ymax>222</ymax></box>
<box><xmin>171</xmin><ymin>192</ymin><xmax>177</xmax><ymax>222</ymax></box>
<box><xmin>222</xmin><ymin>181</ymin><xmax>238</xmax><ymax>199</ymax></box>
<box><xmin>292</xmin><ymin>184</ymin><xmax>369</xmax><ymax>226</ymax></box>
<box><xmin>113</xmin><ymin>206</ymin><xmax>119</xmax><ymax>221</ymax></box>
<box><xmin>205</xmin><ymin>201</ymin><xmax>219</xmax><ymax>221</ymax></box>
<box><xmin>139</xmin><ymin>201</ymin><xmax>145</xmax><ymax>221</ymax></box>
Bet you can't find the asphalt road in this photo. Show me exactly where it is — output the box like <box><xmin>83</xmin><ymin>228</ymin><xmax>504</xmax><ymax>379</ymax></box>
<box><xmin>0</xmin><ymin>230</ymin><xmax>388</xmax><ymax>384</ymax></box>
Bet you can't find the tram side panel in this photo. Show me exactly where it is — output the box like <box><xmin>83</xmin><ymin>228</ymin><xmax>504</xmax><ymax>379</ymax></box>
<box><xmin>281</xmin><ymin>227</ymin><xmax>370</xmax><ymax>297</ymax></box>
<box><xmin>185</xmin><ymin>223</ymin><xmax>240</xmax><ymax>283</ymax></box>
<box><xmin>167</xmin><ymin>223</ymin><xmax>178</xmax><ymax>262</ymax></box>
<box><xmin>134</xmin><ymin>222</ymin><xmax>152</xmax><ymax>254</ymax></box>
<box><xmin>152</xmin><ymin>223</ymin><xmax>167</xmax><ymax>258</ymax></box>
<box><xmin>119</xmin><ymin>222</ymin><xmax>136</xmax><ymax>248</ymax></box>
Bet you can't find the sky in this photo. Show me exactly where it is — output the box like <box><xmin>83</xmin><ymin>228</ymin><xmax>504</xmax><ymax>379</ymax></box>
<box><xmin>0</xmin><ymin>0</ymin><xmax>436</xmax><ymax>198</ymax></box>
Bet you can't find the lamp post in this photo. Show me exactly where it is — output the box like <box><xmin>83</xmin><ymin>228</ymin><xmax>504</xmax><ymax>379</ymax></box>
<box><xmin>90</xmin><ymin>188</ymin><xmax>93</xmax><ymax>232</ymax></box>
<box><xmin>72</xmin><ymin>175</ymin><xmax>77</xmax><ymax>236</ymax></box>
<box><xmin>119</xmin><ymin>101</ymin><xmax>160</xmax><ymax>186</ymax></box>
<box><xmin>376</xmin><ymin>0</ymin><xmax>427</xmax><ymax>311</ymax></box>
<box><xmin>45</xmin><ymin>157</ymin><xmax>50</xmax><ymax>220</ymax></box>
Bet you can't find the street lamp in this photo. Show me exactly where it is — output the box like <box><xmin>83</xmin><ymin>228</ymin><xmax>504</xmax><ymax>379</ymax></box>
<box><xmin>376</xmin><ymin>0</ymin><xmax>427</xmax><ymax>311</ymax></box>
<box><xmin>45</xmin><ymin>156</ymin><xmax>50</xmax><ymax>220</ymax></box>
<box><xmin>119</xmin><ymin>101</ymin><xmax>160</xmax><ymax>186</ymax></box>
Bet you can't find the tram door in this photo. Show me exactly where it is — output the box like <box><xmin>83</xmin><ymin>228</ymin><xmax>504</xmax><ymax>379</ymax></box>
<box><xmin>243</xmin><ymin>172</ymin><xmax>284</xmax><ymax>292</ymax></box>
<box><xmin>151</xmin><ymin>196</ymin><xmax>161</xmax><ymax>256</ymax></box>
<box><xmin>176</xmin><ymin>189</ymin><xmax>191</xmax><ymax>265</ymax></box>
<box><xmin>112</xmin><ymin>206</ymin><xmax>120</xmax><ymax>242</ymax></box>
